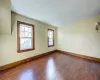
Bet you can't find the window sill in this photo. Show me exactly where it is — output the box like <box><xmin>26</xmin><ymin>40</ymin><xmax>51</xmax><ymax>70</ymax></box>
<box><xmin>48</xmin><ymin>45</ymin><xmax>54</xmax><ymax>47</ymax></box>
<box><xmin>17</xmin><ymin>48</ymin><xmax>35</xmax><ymax>53</ymax></box>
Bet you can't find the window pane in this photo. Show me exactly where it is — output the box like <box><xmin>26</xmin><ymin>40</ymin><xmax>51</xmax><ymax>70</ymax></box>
<box><xmin>48</xmin><ymin>34</ymin><xmax>53</xmax><ymax>38</ymax></box>
<box><xmin>28</xmin><ymin>33</ymin><xmax>32</xmax><ymax>37</ymax></box>
<box><xmin>20</xmin><ymin>32</ymin><xmax>25</xmax><ymax>37</ymax></box>
<box><xmin>49</xmin><ymin>39</ymin><xmax>53</xmax><ymax>42</ymax></box>
<box><xmin>20</xmin><ymin>38</ymin><xmax>32</xmax><ymax>50</ymax></box>
<box><xmin>48</xmin><ymin>30</ymin><xmax>53</xmax><ymax>35</ymax></box>
<box><xmin>25</xmin><ymin>32</ymin><xmax>29</xmax><ymax>37</ymax></box>
<box><xmin>29</xmin><ymin>27</ymin><xmax>32</xmax><ymax>32</ymax></box>
<box><xmin>20</xmin><ymin>25</ymin><xmax>25</xmax><ymax>32</ymax></box>
<box><xmin>25</xmin><ymin>26</ymin><xmax>29</xmax><ymax>32</ymax></box>
<box><xmin>49</xmin><ymin>41</ymin><xmax>53</xmax><ymax>46</ymax></box>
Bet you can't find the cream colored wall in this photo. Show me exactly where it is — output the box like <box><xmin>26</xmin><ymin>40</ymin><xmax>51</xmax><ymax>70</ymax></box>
<box><xmin>0</xmin><ymin>0</ymin><xmax>11</xmax><ymax>34</ymax></box>
<box><xmin>0</xmin><ymin>12</ymin><xmax>57</xmax><ymax>66</ymax></box>
<box><xmin>0</xmin><ymin>0</ymin><xmax>100</xmax><ymax>66</ymax></box>
<box><xmin>57</xmin><ymin>16</ymin><xmax>100</xmax><ymax>58</ymax></box>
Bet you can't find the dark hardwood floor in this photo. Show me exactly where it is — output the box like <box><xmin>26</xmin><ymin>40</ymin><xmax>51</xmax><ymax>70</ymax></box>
<box><xmin>0</xmin><ymin>52</ymin><xmax>100</xmax><ymax>80</ymax></box>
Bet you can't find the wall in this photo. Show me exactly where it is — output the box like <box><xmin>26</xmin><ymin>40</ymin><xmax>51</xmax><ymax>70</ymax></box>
<box><xmin>57</xmin><ymin>16</ymin><xmax>100</xmax><ymax>58</ymax></box>
<box><xmin>0</xmin><ymin>12</ymin><xmax>57</xmax><ymax>66</ymax></box>
<box><xmin>0</xmin><ymin>0</ymin><xmax>11</xmax><ymax>34</ymax></box>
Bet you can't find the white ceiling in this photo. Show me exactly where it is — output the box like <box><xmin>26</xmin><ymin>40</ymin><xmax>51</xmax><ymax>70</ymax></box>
<box><xmin>11</xmin><ymin>0</ymin><xmax>100</xmax><ymax>27</ymax></box>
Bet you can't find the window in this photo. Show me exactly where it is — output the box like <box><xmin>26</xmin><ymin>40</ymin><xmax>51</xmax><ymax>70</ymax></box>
<box><xmin>48</xmin><ymin>29</ymin><xmax>54</xmax><ymax>47</ymax></box>
<box><xmin>17</xmin><ymin>21</ymin><xmax>35</xmax><ymax>53</ymax></box>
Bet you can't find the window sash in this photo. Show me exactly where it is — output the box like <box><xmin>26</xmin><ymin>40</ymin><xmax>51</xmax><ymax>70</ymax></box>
<box><xmin>20</xmin><ymin>37</ymin><xmax>32</xmax><ymax>50</ymax></box>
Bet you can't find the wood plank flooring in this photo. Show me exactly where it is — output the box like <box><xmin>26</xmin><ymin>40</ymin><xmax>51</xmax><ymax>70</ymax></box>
<box><xmin>0</xmin><ymin>52</ymin><xmax>100</xmax><ymax>80</ymax></box>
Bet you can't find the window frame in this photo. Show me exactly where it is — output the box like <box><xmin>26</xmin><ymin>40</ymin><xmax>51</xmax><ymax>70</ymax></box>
<box><xmin>48</xmin><ymin>29</ymin><xmax>54</xmax><ymax>47</ymax></box>
<box><xmin>17</xmin><ymin>21</ymin><xmax>35</xmax><ymax>53</ymax></box>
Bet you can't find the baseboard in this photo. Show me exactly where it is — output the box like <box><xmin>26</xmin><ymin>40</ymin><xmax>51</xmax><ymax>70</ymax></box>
<box><xmin>1</xmin><ymin>50</ymin><xmax>99</xmax><ymax>71</ymax></box>
<box><xmin>0</xmin><ymin>50</ymin><xmax>57</xmax><ymax>71</ymax></box>
<box><xmin>57</xmin><ymin>50</ymin><xmax>100</xmax><ymax>63</ymax></box>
